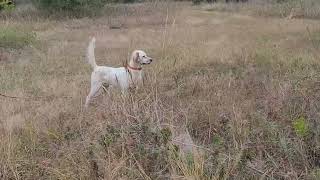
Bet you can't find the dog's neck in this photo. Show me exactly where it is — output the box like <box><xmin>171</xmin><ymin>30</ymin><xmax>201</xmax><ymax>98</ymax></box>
<box><xmin>127</xmin><ymin>56</ymin><xmax>142</xmax><ymax>71</ymax></box>
<box><xmin>127</xmin><ymin>64</ymin><xmax>142</xmax><ymax>71</ymax></box>
<box><xmin>127</xmin><ymin>56</ymin><xmax>142</xmax><ymax>85</ymax></box>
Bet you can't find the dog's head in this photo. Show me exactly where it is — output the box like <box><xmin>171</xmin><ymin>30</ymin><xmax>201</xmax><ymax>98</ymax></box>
<box><xmin>132</xmin><ymin>50</ymin><xmax>153</xmax><ymax>65</ymax></box>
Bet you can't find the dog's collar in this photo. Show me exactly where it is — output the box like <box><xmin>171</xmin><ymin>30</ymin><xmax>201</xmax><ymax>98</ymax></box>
<box><xmin>126</xmin><ymin>65</ymin><xmax>142</xmax><ymax>71</ymax></box>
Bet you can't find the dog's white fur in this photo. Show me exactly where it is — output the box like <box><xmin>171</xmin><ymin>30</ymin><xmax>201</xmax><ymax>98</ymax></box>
<box><xmin>85</xmin><ymin>37</ymin><xmax>153</xmax><ymax>107</ymax></box>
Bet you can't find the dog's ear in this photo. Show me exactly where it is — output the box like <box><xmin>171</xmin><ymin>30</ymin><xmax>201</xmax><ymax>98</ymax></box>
<box><xmin>134</xmin><ymin>52</ymin><xmax>139</xmax><ymax>62</ymax></box>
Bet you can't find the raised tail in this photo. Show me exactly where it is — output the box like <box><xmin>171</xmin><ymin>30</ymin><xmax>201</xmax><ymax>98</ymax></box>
<box><xmin>86</xmin><ymin>37</ymin><xmax>97</xmax><ymax>70</ymax></box>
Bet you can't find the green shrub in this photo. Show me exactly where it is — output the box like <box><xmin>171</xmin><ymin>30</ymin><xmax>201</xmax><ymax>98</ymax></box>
<box><xmin>0</xmin><ymin>0</ymin><xmax>15</xmax><ymax>11</ymax></box>
<box><xmin>0</xmin><ymin>27</ymin><xmax>36</xmax><ymax>49</ymax></box>
<box><xmin>31</xmin><ymin>0</ymin><xmax>108</xmax><ymax>17</ymax></box>
<box><xmin>293</xmin><ymin>117</ymin><xmax>309</xmax><ymax>137</ymax></box>
<box><xmin>192</xmin><ymin>0</ymin><xmax>202</xmax><ymax>5</ymax></box>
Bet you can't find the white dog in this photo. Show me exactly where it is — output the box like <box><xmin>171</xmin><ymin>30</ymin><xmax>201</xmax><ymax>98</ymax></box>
<box><xmin>85</xmin><ymin>37</ymin><xmax>153</xmax><ymax>107</ymax></box>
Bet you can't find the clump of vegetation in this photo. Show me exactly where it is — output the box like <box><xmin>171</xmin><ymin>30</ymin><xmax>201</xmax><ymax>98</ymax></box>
<box><xmin>0</xmin><ymin>0</ymin><xmax>15</xmax><ymax>11</ymax></box>
<box><xmin>0</xmin><ymin>27</ymin><xmax>35</xmax><ymax>49</ymax></box>
<box><xmin>293</xmin><ymin>117</ymin><xmax>309</xmax><ymax>137</ymax></box>
<box><xmin>192</xmin><ymin>0</ymin><xmax>202</xmax><ymax>5</ymax></box>
<box><xmin>31</xmin><ymin>0</ymin><xmax>108</xmax><ymax>17</ymax></box>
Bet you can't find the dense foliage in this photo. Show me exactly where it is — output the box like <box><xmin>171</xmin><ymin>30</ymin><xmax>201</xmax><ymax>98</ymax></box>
<box><xmin>31</xmin><ymin>0</ymin><xmax>108</xmax><ymax>17</ymax></box>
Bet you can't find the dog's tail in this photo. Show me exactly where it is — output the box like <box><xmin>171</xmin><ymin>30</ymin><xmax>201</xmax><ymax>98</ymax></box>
<box><xmin>86</xmin><ymin>37</ymin><xmax>97</xmax><ymax>70</ymax></box>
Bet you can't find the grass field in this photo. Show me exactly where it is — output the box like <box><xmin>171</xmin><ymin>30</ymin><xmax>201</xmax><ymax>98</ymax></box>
<box><xmin>1</xmin><ymin>1</ymin><xmax>320</xmax><ymax>179</ymax></box>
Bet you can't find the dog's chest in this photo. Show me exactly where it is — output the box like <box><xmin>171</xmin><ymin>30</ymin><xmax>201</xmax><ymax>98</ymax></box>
<box><xmin>127</xmin><ymin>71</ymin><xmax>142</xmax><ymax>86</ymax></box>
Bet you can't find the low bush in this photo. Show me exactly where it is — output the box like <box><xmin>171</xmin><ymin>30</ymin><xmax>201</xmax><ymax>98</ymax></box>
<box><xmin>31</xmin><ymin>0</ymin><xmax>108</xmax><ymax>17</ymax></box>
<box><xmin>0</xmin><ymin>0</ymin><xmax>15</xmax><ymax>11</ymax></box>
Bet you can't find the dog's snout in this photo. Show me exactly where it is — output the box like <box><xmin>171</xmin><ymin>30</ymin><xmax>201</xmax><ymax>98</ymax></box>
<box><xmin>149</xmin><ymin>59</ymin><xmax>153</xmax><ymax>62</ymax></box>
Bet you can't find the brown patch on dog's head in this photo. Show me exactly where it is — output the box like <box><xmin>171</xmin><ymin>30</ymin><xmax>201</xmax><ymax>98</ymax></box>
<box><xmin>134</xmin><ymin>52</ymin><xmax>139</xmax><ymax>63</ymax></box>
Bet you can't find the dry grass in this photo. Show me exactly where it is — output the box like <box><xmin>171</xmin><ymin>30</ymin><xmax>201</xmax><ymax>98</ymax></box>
<box><xmin>1</xmin><ymin>1</ymin><xmax>320</xmax><ymax>179</ymax></box>
<box><xmin>204</xmin><ymin>0</ymin><xmax>320</xmax><ymax>19</ymax></box>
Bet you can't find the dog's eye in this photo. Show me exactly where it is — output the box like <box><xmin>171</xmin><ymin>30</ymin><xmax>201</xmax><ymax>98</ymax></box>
<box><xmin>143</xmin><ymin>55</ymin><xmax>146</xmax><ymax>58</ymax></box>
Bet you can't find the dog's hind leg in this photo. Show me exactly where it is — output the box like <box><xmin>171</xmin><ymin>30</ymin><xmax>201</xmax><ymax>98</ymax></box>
<box><xmin>85</xmin><ymin>80</ymin><xmax>102</xmax><ymax>108</ymax></box>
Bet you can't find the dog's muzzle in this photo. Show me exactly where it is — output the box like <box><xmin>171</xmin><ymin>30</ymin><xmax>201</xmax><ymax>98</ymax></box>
<box><xmin>142</xmin><ymin>59</ymin><xmax>152</xmax><ymax>65</ymax></box>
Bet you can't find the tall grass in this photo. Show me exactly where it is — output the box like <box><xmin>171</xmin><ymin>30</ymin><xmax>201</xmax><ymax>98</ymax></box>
<box><xmin>0</xmin><ymin>1</ymin><xmax>320</xmax><ymax>179</ymax></box>
<box><xmin>0</xmin><ymin>27</ymin><xmax>35</xmax><ymax>49</ymax></box>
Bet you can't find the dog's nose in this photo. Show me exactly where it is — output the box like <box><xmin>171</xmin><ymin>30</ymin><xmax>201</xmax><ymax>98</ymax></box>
<box><xmin>150</xmin><ymin>59</ymin><xmax>153</xmax><ymax>62</ymax></box>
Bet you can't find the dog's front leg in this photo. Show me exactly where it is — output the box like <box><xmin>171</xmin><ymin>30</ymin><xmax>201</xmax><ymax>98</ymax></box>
<box><xmin>120</xmin><ymin>82</ymin><xmax>129</xmax><ymax>95</ymax></box>
<box><xmin>135</xmin><ymin>74</ymin><xmax>144</xmax><ymax>90</ymax></box>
